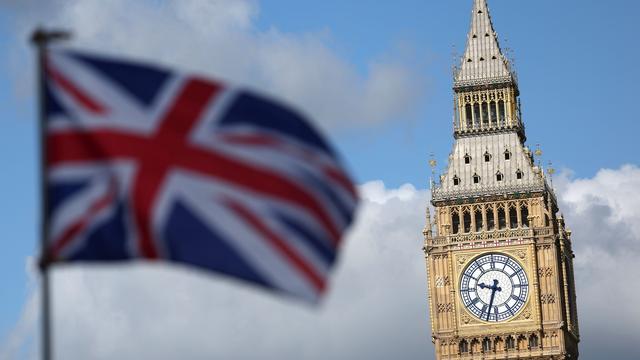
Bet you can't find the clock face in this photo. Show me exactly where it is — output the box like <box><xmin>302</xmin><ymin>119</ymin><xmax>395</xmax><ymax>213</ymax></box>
<box><xmin>460</xmin><ymin>253</ymin><xmax>529</xmax><ymax>322</ymax></box>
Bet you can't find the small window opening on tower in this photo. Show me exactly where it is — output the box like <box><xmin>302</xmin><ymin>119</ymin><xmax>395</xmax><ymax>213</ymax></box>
<box><xmin>478</xmin><ymin>10</ymin><xmax>483</xmax><ymax>14</ymax></box>
<box><xmin>453</xmin><ymin>175</ymin><xmax>460</xmax><ymax>186</ymax></box>
<box><xmin>472</xmin><ymin>34</ymin><xmax>477</xmax><ymax>38</ymax></box>
<box><xmin>516</xmin><ymin>169</ymin><xmax>523</xmax><ymax>179</ymax></box>
<box><xmin>492</xmin><ymin>55</ymin><xmax>497</xmax><ymax>59</ymax></box>
<box><xmin>482</xmin><ymin>338</ymin><xmax>492</xmax><ymax>352</ymax></box>
<box><xmin>484</xmin><ymin>152</ymin><xmax>491</xmax><ymax>162</ymax></box>
<box><xmin>464</xmin><ymin>154</ymin><xmax>472</xmax><ymax>164</ymax></box>
<box><xmin>475</xmin><ymin>209</ymin><xmax>483</xmax><ymax>232</ymax></box>
<box><xmin>473</xmin><ymin>173</ymin><xmax>481</xmax><ymax>184</ymax></box>
<box><xmin>496</xmin><ymin>171</ymin><xmax>503</xmax><ymax>182</ymax></box>
<box><xmin>529</xmin><ymin>335</ymin><xmax>539</xmax><ymax>349</ymax></box>
<box><xmin>467</xmin><ymin>58</ymin><xmax>473</xmax><ymax>62</ymax></box>
<box><xmin>465</xmin><ymin>104</ymin><xmax>473</xmax><ymax>128</ymax></box>
<box><xmin>490</xmin><ymin>101</ymin><xmax>497</xmax><ymax>125</ymax></box>
<box><xmin>459</xmin><ymin>340</ymin><xmax>469</xmax><ymax>354</ymax></box>
<box><xmin>498</xmin><ymin>100</ymin><xmax>506</xmax><ymax>124</ymax></box>
<box><xmin>506</xmin><ymin>336</ymin><xmax>515</xmax><ymax>350</ymax></box>
<box><xmin>452</xmin><ymin>210</ymin><xmax>460</xmax><ymax>234</ymax></box>
<box><xmin>480</xmin><ymin>57</ymin><xmax>485</xmax><ymax>61</ymax></box>
<box><xmin>485</xmin><ymin>33</ymin><xmax>490</xmax><ymax>37</ymax></box>
<box><xmin>486</xmin><ymin>208</ymin><xmax>495</xmax><ymax>230</ymax></box>
<box><xmin>473</xmin><ymin>103</ymin><xmax>481</xmax><ymax>127</ymax></box>
<box><xmin>498</xmin><ymin>208</ymin><xmax>506</xmax><ymax>229</ymax></box>
<box><xmin>504</xmin><ymin>149</ymin><xmax>511</xmax><ymax>160</ymax></box>
<box><xmin>521</xmin><ymin>205</ymin><xmax>530</xmax><ymax>228</ymax></box>
<box><xmin>509</xmin><ymin>206</ymin><xmax>518</xmax><ymax>229</ymax></box>
<box><xmin>481</xmin><ymin>102</ymin><xmax>489</xmax><ymax>125</ymax></box>
<box><xmin>463</xmin><ymin>211</ymin><xmax>472</xmax><ymax>233</ymax></box>
<box><xmin>518</xmin><ymin>335</ymin><xmax>528</xmax><ymax>350</ymax></box>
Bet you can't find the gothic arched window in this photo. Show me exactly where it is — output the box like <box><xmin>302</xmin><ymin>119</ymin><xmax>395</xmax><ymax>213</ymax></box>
<box><xmin>496</xmin><ymin>171</ymin><xmax>503</xmax><ymax>182</ymax></box>
<box><xmin>453</xmin><ymin>175</ymin><xmax>460</xmax><ymax>186</ymax></box>
<box><xmin>529</xmin><ymin>334</ymin><xmax>539</xmax><ymax>349</ymax></box>
<box><xmin>521</xmin><ymin>204</ymin><xmax>530</xmax><ymax>228</ymax></box>
<box><xmin>465</xmin><ymin>104</ymin><xmax>473</xmax><ymax>128</ymax></box>
<box><xmin>484</xmin><ymin>151</ymin><xmax>492</xmax><ymax>162</ymax></box>
<box><xmin>509</xmin><ymin>206</ymin><xmax>518</xmax><ymax>229</ymax></box>
<box><xmin>504</xmin><ymin>149</ymin><xmax>511</xmax><ymax>160</ymax></box>
<box><xmin>498</xmin><ymin>207</ymin><xmax>507</xmax><ymax>230</ymax></box>
<box><xmin>482</xmin><ymin>102</ymin><xmax>489</xmax><ymax>126</ymax></box>
<box><xmin>482</xmin><ymin>338</ymin><xmax>492</xmax><ymax>352</ymax></box>
<box><xmin>518</xmin><ymin>335</ymin><xmax>528</xmax><ymax>350</ymax></box>
<box><xmin>473</xmin><ymin>173</ymin><xmax>481</xmax><ymax>184</ymax></box>
<box><xmin>505</xmin><ymin>336</ymin><xmax>515</xmax><ymax>350</ymax></box>
<box><xmin>463</xmin><ymin>211</ymin><xmax>472</xmax><ymax>233</ymax></box>
<box><xmin>486</xmin><ymin>207</ymin><xmax>495</xmax><ymax>230</ymax></box>
<box><xmin>459</xmin><ymin>340</ymin><xmax>469</xmax><ymax>353</ymax></box>
<box><xmin>474</xmin><ymin>103</ymin><xmax>481</xmax><ymax>127</ymax></box>
<box><xmin>490</xmin><ymin>101</ymin><xmax>497</xmax><ymax>125</ymax></box>
<box><xmin>464</xmin><ymin>154</ymin><xmax>472</xmax><ymax>164</ymax></box>
<box><xmin>452</xmin><ymin>209</ymin><xmax>460</xmax><ymax>234</ymax></box>
<box><xmin>498</xmin><ymin>100</ymin><xmax>506</xmax><ymax>124</ymax></box>
<box><xmin>475</xmin><ymin>209</ymin><xmax>483</xmax><ymax>232</ymax></box>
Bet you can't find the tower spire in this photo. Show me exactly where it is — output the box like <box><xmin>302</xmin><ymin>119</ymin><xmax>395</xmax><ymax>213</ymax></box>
<box><xmin>455</xmin><ymin>0</ymin><xmax>515</xmax><ymax>90</ymax></box>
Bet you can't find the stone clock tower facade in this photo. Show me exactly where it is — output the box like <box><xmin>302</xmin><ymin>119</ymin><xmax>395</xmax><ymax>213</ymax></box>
<box><xmin>423</xmin><ymin>1</ymin><xmax>579</xmax><ymax>359</ymax></box>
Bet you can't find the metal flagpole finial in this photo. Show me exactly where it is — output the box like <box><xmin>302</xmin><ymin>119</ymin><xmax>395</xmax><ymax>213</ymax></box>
<box><xmin>31</xmin><ymin>27</ymin><xmax>72</xmax><ymax>46</ymax></box>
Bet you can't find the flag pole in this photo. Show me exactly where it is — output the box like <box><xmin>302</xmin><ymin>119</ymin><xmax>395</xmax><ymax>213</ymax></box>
<box><xmin>31</xmin><ymin>28</ymin><xmax>71</xmax><ymax>360</ymax></box>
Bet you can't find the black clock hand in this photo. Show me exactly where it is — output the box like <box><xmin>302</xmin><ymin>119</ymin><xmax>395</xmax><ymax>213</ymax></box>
<box><xmin>485</xmin><ymin>279</ymin><xmax>502</xmax><ymax>321</ymax></box>
<box><xmin>486</xmin><ymin>288</ymin><xmax>497</xmax><ymax>321</ymax></box>
<box><xmin>492</xmin><ymin>279</ymin><xmax>502</xmax><ymax>292</ymax></box>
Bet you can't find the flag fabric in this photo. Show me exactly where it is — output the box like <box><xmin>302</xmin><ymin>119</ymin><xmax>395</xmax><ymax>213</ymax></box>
<box><xmin>43</xmin><ymin>50</ymin><xmax>358</xmax><ymax>302</ymax></box>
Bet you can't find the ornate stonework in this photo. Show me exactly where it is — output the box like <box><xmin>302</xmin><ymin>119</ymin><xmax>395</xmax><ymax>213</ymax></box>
<box><xmin>423</xmin><ymin>1</ymin><xmax>579</xmax><ymax>359</ymax></box>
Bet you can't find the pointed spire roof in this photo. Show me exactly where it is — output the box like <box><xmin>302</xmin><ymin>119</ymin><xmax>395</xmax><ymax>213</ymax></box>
<box><xmin>454</xmin><ymin>0</ymin><xmax>516</xmax><ymax>89</ymax></box>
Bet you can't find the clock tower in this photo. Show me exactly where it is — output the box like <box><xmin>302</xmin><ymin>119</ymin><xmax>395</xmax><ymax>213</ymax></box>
<box><xmin>423</xmin><ymin>1</ymin><xmax>580</xmax><ymax>359</ymax></box>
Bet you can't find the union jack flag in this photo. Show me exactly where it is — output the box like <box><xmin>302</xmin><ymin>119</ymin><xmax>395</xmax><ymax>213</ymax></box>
<box><xmin>44</xmin><ymin>50</ymin><xmax>358</xmax><ymax>302</ymax></box>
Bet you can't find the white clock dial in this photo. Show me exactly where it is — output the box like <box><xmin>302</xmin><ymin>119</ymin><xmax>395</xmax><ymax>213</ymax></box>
<box><xmin>459</xmin><ymin>253</ymin><xmax>529</xmax><ymax>322</ymax></box>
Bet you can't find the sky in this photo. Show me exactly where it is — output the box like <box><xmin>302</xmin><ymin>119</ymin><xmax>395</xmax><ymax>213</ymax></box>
<box><xmin>0</xmin><ymin>0</ymin><xmax>639</xmax><ymax>359</ymax></box>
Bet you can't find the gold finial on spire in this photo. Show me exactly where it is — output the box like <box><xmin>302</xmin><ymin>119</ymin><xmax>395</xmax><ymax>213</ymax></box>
<box><xmin>534</xmin><ymin>143</ymin><xmax>543</xmax><ymax>157</ymax></box>
<box><xmin>428</xmin><ymin>153</ymin><xmax>437</xmax><ymax>189</ymax></box>
<box><xmin>428</xmin><ymin>155</ymin><xmax>437</xmax><ymax>170</ymax></box>
<box><xmin>547</xmin><ymin>161</ymin><xmax>556</xmax><ymax>189</ymax></box>
<box><xmin>547</xmin><ymin>161</ymin><xmax>556</xmax><ymax>176</ymax></box>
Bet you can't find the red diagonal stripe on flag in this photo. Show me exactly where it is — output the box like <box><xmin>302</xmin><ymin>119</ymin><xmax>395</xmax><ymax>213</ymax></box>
<box><xmin>225</xmin><ymin>198</ymin><xmax>326</xmax><ymax>293</ymax></box>
<box><xmin>45</xmin><ymin>60</ymin><xmax>108</xmax><ymax>114</ymax></box>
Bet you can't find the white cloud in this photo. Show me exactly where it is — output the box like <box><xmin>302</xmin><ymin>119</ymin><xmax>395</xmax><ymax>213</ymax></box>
<box><xmin>3</xmin><ymin>0</ymin><xmax>422</xmax><ymax>133</ymax></box>
<box><xmin>556</xmin><ymin>165</ymin><xmax>640</xmax><ymax>359</ymax></box>
<box><xmin>4</xmin><ymin>167</ymin><xmax>640</xmax><ymax>359</ymax></box>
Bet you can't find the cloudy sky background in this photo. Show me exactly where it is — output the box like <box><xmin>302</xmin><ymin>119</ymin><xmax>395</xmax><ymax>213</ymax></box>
<box><xmin>1</xmin><ymin>0</ymin><xmax>639</xmax><ymax>359</ymax></box>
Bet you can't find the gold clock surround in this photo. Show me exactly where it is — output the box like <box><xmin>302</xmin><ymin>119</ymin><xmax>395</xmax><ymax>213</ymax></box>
<box><xmin>456</xmin><ymin>249</ymin><xmax>533</xmax><ymax>326</ymax></box>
